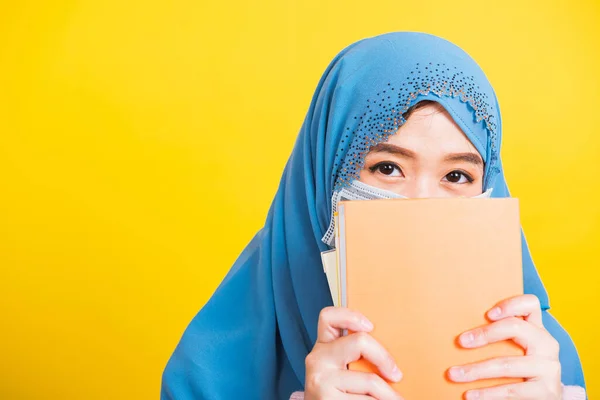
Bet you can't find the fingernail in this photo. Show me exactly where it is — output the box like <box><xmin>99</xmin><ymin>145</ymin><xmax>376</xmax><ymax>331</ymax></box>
<box><xmin>448</xmin><ymin>367</ymin><xmax>465</xmax><ymax>381</ymax></box>
<box><xmin>488</xmin><ymin>306</ymin><xmax>502</xmax><ymax>319</ymax></box>
<box><xmin>466</xmin><ymin>390</ymin><xmax>480</xmax><ymax>400</ymax></box>
<box><xmin>390</xmin><ymin>364</ymin><xmax>403</xmax><ymax>381</ymax></box>
<box><xmin>361</xmin><ymin>318</ymin><xmax>374</xmax><ymax>330</ymax></box>
<box><xmin>460</xmin><ymin>332</ymin><xmax>475</xmax><ymax>347</ymax></box>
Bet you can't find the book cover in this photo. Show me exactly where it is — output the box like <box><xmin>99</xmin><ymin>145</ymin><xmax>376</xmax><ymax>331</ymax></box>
<box><xmin>338</xmin><ymin>198</ymin><xmax>524</xmax><ymax>398</ymax></box>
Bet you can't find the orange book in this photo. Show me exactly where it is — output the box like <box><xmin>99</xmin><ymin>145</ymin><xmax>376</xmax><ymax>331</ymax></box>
<box><xmin>336</xmin><ymin>198</ymin><xmax>524</xmax><ymax>398</ymax></box>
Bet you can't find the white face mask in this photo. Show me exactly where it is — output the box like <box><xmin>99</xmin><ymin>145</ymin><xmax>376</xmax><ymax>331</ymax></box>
<box><xmin>321</xmin><ymin>180</ymin><xmax>493</xmax><ymax>247</ymax></box>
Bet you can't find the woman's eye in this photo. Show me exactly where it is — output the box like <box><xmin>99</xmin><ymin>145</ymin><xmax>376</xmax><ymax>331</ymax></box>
<box><xmin>444</xmin><ymin>170</ymin><xmax>473</xmax><ymax>184</ymax></box>
<box><xmin>370</xmin><ymin>162</ymin><xmax>403</xmax><ymax>177</ymax></box>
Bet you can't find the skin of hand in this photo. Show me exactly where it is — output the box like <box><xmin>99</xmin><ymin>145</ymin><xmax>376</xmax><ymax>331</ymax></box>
<box><xmin>448</xmin><ymin>294</ymin><xmax>562</xmax><ymax>400</ymax></box>
<box><xmin>304</xmin><ymin>307</ymin><xmax>404</xmax><ymax>400</ymax></box>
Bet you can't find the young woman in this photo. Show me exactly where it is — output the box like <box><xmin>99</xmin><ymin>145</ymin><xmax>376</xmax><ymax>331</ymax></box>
<box><xmin>161</xmin><ymin>32</ymin><xmax>586</xmax><ymax>399</ymax></box>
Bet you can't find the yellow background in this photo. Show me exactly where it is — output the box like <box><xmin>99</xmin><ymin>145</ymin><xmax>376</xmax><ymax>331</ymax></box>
<box><xmin>1</xmin><ymin>1</ymin><xmax>598</xmax><ymax>398</ymax></box>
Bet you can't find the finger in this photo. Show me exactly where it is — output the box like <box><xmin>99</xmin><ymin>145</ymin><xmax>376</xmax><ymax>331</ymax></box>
<box><xmin>464</xmin><ymin>380</ymin><xmax>559</xmax><ymax>400</ymax></box>
<box><xmin>307</xmin><ymin>389</ymin><xmax>375</xmax><ymax>400</ymax></box>
<box><xmin>333</xmin><ymin>332</ymin><xmax>403</xmax><ymax>382</ymax></box>
<box><xmin>317</xmin><ymin>307</ymin><xmax>374</xmax><ymax>343</ymax></box>
<box><xmin>487</xmin><ymin>295</ymin><xmax>543</xmax><ymax>328</ymax></box>
<box><xmin>448</xmin><ymin>355</ymin><xmax>560</xmax><ymax>382</ymax></box>
<box><xmin>334</xmin><ymin>370</ymin><xmax>404</xmax><ymax>400</ymax></box>
<box><xmin>458</xmin><ymin>318</ymin><xmax>559</xmax><ymax>357</ymax></box>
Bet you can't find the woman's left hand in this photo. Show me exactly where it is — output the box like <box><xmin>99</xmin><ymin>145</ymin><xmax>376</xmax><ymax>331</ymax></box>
<box><xmin>447</xmin><ymin>294</ymin><xmax>562</xmax><ymax>399</ymax></box>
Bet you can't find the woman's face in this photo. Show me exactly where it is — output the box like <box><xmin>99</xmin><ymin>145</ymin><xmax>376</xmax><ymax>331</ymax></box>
<box><xmin>359</xmin><ymin>103</ymin><xmax>484</xmax><ymax>198</ymax></box>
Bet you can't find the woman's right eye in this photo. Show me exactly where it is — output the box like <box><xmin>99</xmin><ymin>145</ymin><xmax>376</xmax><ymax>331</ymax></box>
<box><xmin>370</xmin><ymin>162</ymin><xmax>403</xmax><ymax>177</ymax></box>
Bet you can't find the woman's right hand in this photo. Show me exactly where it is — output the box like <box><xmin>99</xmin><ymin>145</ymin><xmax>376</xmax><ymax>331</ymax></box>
<box><xmin>304</xmin><ymin>306</ymin><xmax>404</xmax><ymax>400</ymax></box>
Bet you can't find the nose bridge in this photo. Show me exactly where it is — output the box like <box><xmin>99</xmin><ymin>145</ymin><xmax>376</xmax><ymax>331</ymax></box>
<box><xmin>411</xmin><ymin>174</ymin><xmax>438</xmax><ymax>199</ymax></box>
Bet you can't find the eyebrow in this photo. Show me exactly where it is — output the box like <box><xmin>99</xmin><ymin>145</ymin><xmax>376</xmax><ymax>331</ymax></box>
<box><xmin>444</xmin><ymin>153</ymin><xmax>483</xmax><ymax>166</ymax></box>
<box><xmin>369</xmin><ymin>143</ymin><xmax>483</xmax><ymax>166</ymax></box>
<box><xmin>369</xmin><ymin>143</ymin><xmax>416</xmax><ymax>158</ymax></box>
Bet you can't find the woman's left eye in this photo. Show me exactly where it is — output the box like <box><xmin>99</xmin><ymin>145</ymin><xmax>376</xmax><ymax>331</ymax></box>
<box><xmin>443</xmin><ymin>171</ymin><xmax>473</xmax><ymax>184</ymax></box>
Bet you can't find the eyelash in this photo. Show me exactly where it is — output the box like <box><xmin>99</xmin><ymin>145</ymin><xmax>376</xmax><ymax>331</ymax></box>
<box><xmin>368</xmin><ymin>162</ymin><xmax>475</xmax><ymax>184</ymax></box>
<box><xmin>369</xmin><ymin>162</ymin><xmax>403</xmax><ymax>177</ymax></box>
<box><xmin>443</xmin><ymin>170</ymin><xmax>474</xmax><ymax>184</ymax></box>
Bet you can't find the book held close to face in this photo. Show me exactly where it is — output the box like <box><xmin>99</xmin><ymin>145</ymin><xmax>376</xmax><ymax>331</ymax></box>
<box><xmin>321</xmin><ymin>197</ymin><xmax>524</xmax><ymax>399</ymax></box>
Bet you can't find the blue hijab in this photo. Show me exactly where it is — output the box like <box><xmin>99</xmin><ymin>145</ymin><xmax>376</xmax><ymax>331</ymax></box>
<box><xmin>162</xmin><ymin>32</ymin><xmax>585</xmax><ymax>399</ymax></box>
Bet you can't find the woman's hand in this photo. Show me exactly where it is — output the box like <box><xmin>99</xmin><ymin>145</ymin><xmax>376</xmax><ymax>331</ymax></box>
<box><xmin>304</xmin><ymin>306</ymin><xmax>404</xmax><ymax>400</ymax></box>
<box><xmin>448</xmin><ymin>294</ymin><xmax>562</xmax><ymax>399</ymax></box>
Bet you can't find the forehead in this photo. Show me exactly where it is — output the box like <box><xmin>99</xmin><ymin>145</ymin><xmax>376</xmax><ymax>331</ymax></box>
<box><xmin>383</xmin><ymin>105</ymin><xmax>479</xmax><ymax>155</ymax></box>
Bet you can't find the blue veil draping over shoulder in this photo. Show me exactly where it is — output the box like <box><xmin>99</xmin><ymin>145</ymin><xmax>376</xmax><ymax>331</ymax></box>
<box><xmin>161</xmin><ymin>32</ymin><xmax>585</xmax><ymax>399</ymax></box>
